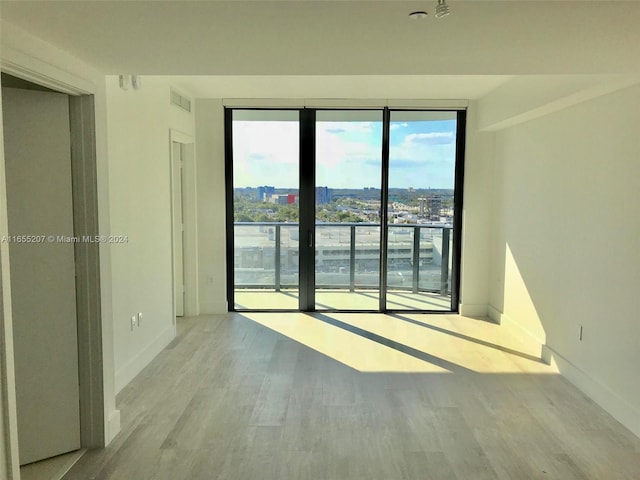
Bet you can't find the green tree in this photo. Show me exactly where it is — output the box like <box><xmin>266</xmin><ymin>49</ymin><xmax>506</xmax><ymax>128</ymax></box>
<box><xmin>274</xmin><ymin>205</ymin><xmax>299</xmax><ymax>222</ymax></box>
<box><xmin>336</xmin><ymin>211</ymin><xmax>364</xmax><ymax>223</ymax></box>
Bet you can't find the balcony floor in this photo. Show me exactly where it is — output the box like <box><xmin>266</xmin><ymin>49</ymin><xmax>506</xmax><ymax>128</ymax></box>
<box><xmin>235</xmin><ymin>289</ymin><xmax>452</xmax><ymax>311</ymax></box>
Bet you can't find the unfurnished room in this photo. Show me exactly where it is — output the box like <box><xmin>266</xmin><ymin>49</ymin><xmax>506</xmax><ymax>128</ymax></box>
<box><xmin>0</xmin><ymin>1</ymin><xmax>639</xmax><ymax>479</ymax></box>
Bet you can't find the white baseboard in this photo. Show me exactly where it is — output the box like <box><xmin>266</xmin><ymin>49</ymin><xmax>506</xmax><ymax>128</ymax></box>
<box><xmin>487</xmin><ymin>304</ymin><xmax>502</xmax><ymax>324</ymax></box>
<box><xmin>459</xmin><ymin>303</ymin><xmax>488</xmax><ymax>318</ymax></box>
<box><xmin>542</xmin><ymin>345</ymin><xmax>640</xmax><ymax>439</ymax></box>
<box><xmin>488</xmin><ymin>305</ymin><xmax>546</xmax><ymax>344</ymax></box>
<box><xmin>491</xmin><ymin>306</ymin><xmax>640</xmax><ymax>438</ymax></box>
<box><xmin>199</xmin><ymin>299</ymin><xmax>228</xmax><ymax>315</ymax></box>
<box><xmin>114</xmin><ymin>324</ymin><xmax>176</xmax><ymax>394</ymax></box>
<box><xmin>106</xmin><ymin>409</ymin><xmax>121</xmax><ymax>445</ymax></box>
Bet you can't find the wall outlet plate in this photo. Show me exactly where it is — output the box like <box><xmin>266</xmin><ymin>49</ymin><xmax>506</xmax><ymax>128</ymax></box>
<box><xmin>138</xmin><ymin>312</ymin><xmax>143</xmax><ymax>326</ymax></box>
<box><xmin>131</xmin><ymin>315</ymin><xmax>137</xmax><ymax>331</ymax></box>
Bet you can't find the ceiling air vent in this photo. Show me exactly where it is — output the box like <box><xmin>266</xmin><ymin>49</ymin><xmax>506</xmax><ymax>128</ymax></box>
<box><xmin>170</xmin><ymin>89</ymin><xmax>192</xmax><ymax>113</ymax></box>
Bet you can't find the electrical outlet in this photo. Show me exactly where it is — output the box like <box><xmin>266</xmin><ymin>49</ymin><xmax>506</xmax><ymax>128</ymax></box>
<box><xmin>138</xmin><ymin>312</ymin><xmax>143</xmax><ymax>327</ymax></box>
<box><xmin>131</xmin><ymin>315</ymin><xmax>137</xmax><ymax>331</ymax></box>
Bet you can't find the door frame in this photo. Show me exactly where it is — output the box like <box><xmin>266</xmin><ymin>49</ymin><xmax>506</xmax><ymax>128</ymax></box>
<box><xmin>224</xmin><ymin>106</ymin><xmax>466</xmax><ymax>313</ymax></box>
<box><xmin>68</xmin><ymin>93</ymin><xmax>106</xmax><ymax>450</ymax></box>
<box><xmin>169</xmin><ymin>129</ymin><xmax>198</xmax><ymax>319</ymax></box>
<box><xmin>298</xmin><ymin>108</ymin><xmax>316</xmax><ymax>310</ymax></box>
<box><xmin>0</xmin><ymin>69</ymin><xmax>105</xmax><ymax>477</ymax></box>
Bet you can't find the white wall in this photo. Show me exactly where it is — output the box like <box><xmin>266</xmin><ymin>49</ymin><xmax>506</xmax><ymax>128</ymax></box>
<box><xmin>105</xmin><ymin>76</ymin><xmax>195</xmax><ymax>392</ymax></box>
<box><xmin>477</xmin><ymin>75</ymin><xmax>640</xmax><ymax>131</ymax></box>
<box><xmin>194</xmin><ymin>99</ymin><xmax>227</xmax><ymax>314</ymax></box>
<box><xmin>489</xmin><ymin>84</ymin><xmax>640</xmax><ymax>437</ymax></box>
<box><xmin>459</xmin><ymin>103</ymin><xmax>495</xmax><ymax>317</ymax></box>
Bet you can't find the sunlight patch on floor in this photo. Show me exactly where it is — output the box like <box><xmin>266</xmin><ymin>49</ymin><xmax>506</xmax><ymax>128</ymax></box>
<box><xmin>242</xmin><ymin>312</ymin><xmax>450</xmax><ymax>373</ymax></box>
<box><xmin>239</xmin><ymin>312</ymin><xmax>558</xmax><ymax>374</ymax></box>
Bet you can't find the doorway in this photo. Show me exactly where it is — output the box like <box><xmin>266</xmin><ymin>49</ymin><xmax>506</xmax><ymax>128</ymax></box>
<box><xmin>226</xmin><ymin>107</ymin><xmax>465</xmax><ymax>313</ymax></box>
<box><xmin>172</xmin><ymin>140</ymin><xmax>186</xmax><ymax>317</ymax></box>
<box><xmin>170</xmin><ymin>129</ymin><xmax>197</xmax><ymax>319</ymax></box>
<box><xmin>1</xmin><ymin>72</ymin><xmax>104</xmax><ymax>475</ymax></box>
<box><xmin>3</xmin><ymin>83</ymin><xmax>81</xmax><ymax>467</ymax></box>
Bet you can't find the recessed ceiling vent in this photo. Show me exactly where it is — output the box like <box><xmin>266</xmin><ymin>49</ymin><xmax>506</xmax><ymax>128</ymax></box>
<box><xmin>170</xmin><ymin>89</ymin><xmax>192</xmax><ymax>113</ymax></box>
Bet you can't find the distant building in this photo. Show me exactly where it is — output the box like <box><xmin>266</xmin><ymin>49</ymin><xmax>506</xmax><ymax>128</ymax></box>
<box><xmin>419</xmin><ymin>198</ymin><xmax>426</xmax><ymax>217</ymax></box>
<box><xmin>233</xmin><ymin>224</ymin><xmax>438</xmax><ymax>288</ymax></box>
<box><xmin>257</xmin><ymin>185</ymin><xmax>275</xmax><ymax>201</ymax></box>
<box><xmin>287</xmin><ymin>194</ymin><xmax>296</xmax><ymax>205</ymax></box>
<box><xmin>427</xmin><ymin>195</ymin><xmax>443</xmax><ymax>220</ymax></box>
<box><xmin>270</xmin><ymin>194</ymin><xmax>289</xmax><ymax>205</ymax></box>
<box><xmin>316</xmin><ymin>186</ymin><xmax>333</xmax><ymax>205</ymax></box>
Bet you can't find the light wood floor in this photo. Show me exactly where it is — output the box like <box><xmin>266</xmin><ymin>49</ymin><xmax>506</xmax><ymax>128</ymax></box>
<box><xmin>63</xmin><ymin>313</ymin><xmax>640</xmax><ymax>480</ymax></box>
<box><xmin>21</xmin><ymin>450</ymin><xmax>84</xmax><ymax>480</ymax></box>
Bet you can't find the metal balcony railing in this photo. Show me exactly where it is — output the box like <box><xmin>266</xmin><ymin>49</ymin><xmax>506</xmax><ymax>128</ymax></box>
<box><xmin>234</xmin><ymin>222</ymin><xmax>452</xmax><ymax>295</ymax></box>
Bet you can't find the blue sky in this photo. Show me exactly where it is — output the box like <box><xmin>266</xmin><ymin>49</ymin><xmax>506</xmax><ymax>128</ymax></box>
<box><xmin>233</xmin><ymin>118</ymin><xmax>457</xmax><ymax>190</ymax></box>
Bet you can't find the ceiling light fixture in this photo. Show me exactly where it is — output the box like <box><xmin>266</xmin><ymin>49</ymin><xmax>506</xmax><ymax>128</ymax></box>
<box><xmin>409</xmin><ymin>11</ymin><xmax>428</xmax><ymax>20</ymax></box>
<box><xmin>435</xmin><ymin>0</ymin><xmax>450</xmax><ymax>18</ymax></box>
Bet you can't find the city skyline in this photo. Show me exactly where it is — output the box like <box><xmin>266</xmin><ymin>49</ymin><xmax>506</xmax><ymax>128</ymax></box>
<box><xmin>235</xmin><ymin>185</ymin><xmax>453</xmax><ymax>194</ymax></box>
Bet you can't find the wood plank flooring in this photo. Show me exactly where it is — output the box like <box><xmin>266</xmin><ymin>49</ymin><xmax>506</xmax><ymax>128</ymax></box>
<box><xmin>63</xmin><ymin>313</ymin><xmax>640</xmax><ymax>480</ymax></box>
<box><xmin>20</xmin><ymin>450</ymin><xmax>84</xmax><ymax>480</ymax></box>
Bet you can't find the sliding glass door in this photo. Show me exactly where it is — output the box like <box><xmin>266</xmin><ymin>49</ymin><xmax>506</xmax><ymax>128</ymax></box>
<box><xmin>315</xmin><ymin>111</ymin><xmax>383</xmax><ymax>310</ymax></box>
<box><xmin>385</xmin><ymin>111</ymin><xmax>460</xmax><ymax>311</ymax></box>
<box><xmin>225</xmin><ymin>107</ymin><xmax>465</xmax><ymax>312</ymax></box>
<box><xmin>229</xmin><ymin>110</ymin><xmax>300</xmax><ymax>310</ymax></box>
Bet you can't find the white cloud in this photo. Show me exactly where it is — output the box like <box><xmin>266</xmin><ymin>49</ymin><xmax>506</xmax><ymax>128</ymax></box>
<box><xmin>231</xmin><ymin>119</ymin><xmax>456</xmax><ymax>189</ymax></box>
<box><xmin>321</xmin><ymin>121</ymin><xmax>375</xmax><ymax>135</ymax></box>
<box><xmin>404</xmin><ymin>132</ymin><xmax>454</xmax><ymax>145</ymax></box>
<box><xmin>316</xmin><ymin>127</ymin><xmax>381</xmax><ymax>171</ymax></box>
<box><xmin>233</xmin><ymin>120</ymin><xmax>300</xmax><ymax>187</ymax></box>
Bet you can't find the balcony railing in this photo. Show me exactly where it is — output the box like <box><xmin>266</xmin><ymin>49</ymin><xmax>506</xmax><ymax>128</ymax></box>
<box><xmin>234</xmin><ymin>222</ymin><xmax>452</xmax><ymax>295</ymax></box>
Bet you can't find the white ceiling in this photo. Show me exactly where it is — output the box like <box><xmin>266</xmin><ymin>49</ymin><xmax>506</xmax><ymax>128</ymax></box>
<box><xmin>2</xmin><ymin>1</ymin><xmax>640</xmax><ymax>76</ymax></box>
<box><xmin>1</xmin><ymin>1</ymin><xmax>639</xmax><ymax>100</ymax></box>
<box><xmin>163</xmin><ymin>74</ymin><xmax>512</xmax><ymax>100</ymax></box>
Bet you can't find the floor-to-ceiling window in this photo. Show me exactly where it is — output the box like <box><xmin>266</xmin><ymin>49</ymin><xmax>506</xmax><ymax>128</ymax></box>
<box><xmin>227</xmin><ymin>110</ymin><xmax>300</xmax><ymax>310</ymax></box>
<box><xmin>314</xmin><ymin>111</ymin><xmax>383</xmax><ymax>310</ymax></box>
<box><xmin>225</xmin><ymin>107</ymin><xmax>465</xmax><ymax>312</ymax></box>
<box><xmin>385</xmin><ymin>111</ymin><xmax>462</xmax><ymax>311</ymax></box>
